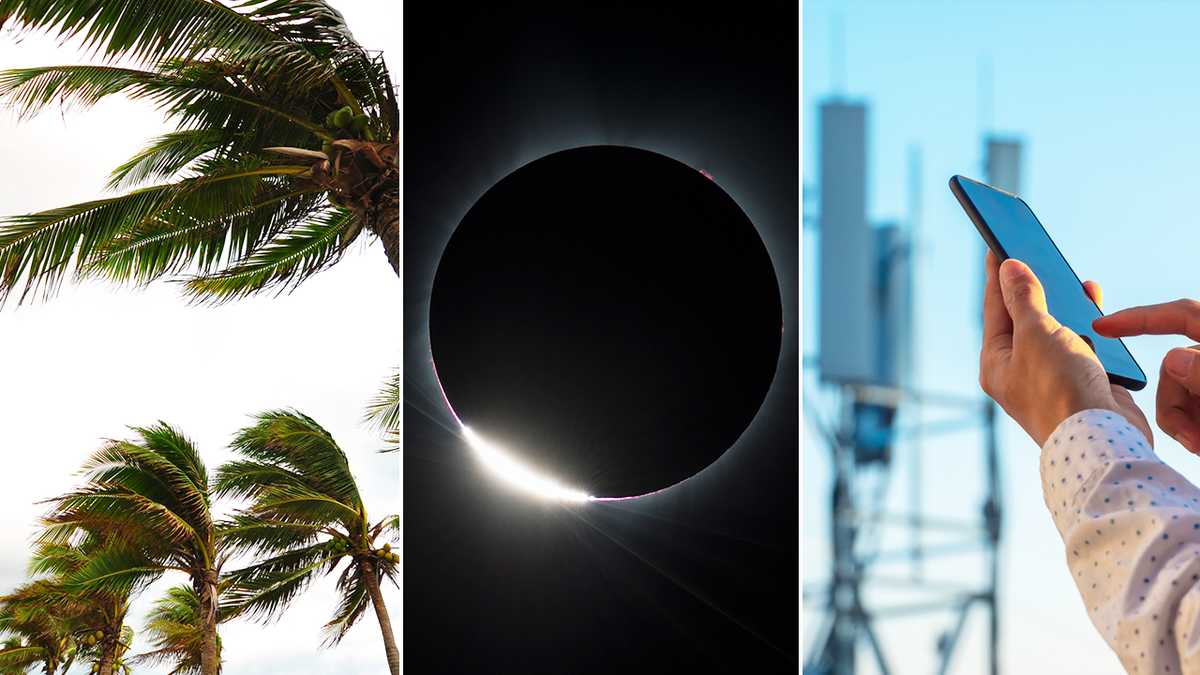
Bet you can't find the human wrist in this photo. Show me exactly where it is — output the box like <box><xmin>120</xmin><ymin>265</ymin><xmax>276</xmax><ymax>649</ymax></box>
<box><xmin>1035</xmin><ymin>391</ymin><xmax>1118</xmax><ymax>447</ymax></box>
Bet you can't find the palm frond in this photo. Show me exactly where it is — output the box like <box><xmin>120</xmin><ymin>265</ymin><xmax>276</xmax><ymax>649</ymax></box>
<box><xmin>59</xmin><ymin>548</ymin><xmax>164</xmax><ymax>599</ymax></box>
<box><xmin>0</xmin><ymin>188</ymin><xmax>169</xmax><ymax>303</ymax></box>
<box><xmin>0</xmin><ymin>644</ymin><xmax>44</xmax><ymax>674</ymax></box>
<box><xmin>361</xmin><ymin>370</ymin><xmax>398</xmax><ymax>451</ymax></box>
<box><xmin>0</xmin><ymin>162</ymin><xmax>326</xmax><ymax>303</ymax></box>
<box><xmin>107</xmin><ymin>129</ymin><xmax>230</xmax><ymax>191</ymax></box>
<box><xmin>0</xmin><ymin>65</ymin><xmax>154</xmax><ymax>116</ymax></box>
<box><xmin>331</xmin><ymin>49</ymin><xmax>396</xmax><ymax>137</ymax></box>
<box><xmin>371</xmin><ymin>515</ymin><xmax>399</xmax><ymax>546</ymax></box>
<box><xmin>320</xmin><ymin>565</ymin><xmax>369</xmax><ymax>647</ymax></box>
<box><xmin>218</xmin><ymin>515</ymin><xmax>322</xmax><ymax>557</ymax></box>
<box><xmin>24</xmin><ymin>541</ymin><xmax>87</xmax><ymax>580</ymax></box>
<box><xmin>237</xmin><ymin>486</ymin><xmax>362</xmax><ymax>525</ymax></box>
<box><xmin>223</xmin><ymin>410</ymin><xmax>361</xmax><ymax>505</ymax></box>
<box><xmin>176</xmin><ymin>208</ymin><xmax>352</xmax><ymax>304</ymax></box>
<box><xmin>219</xmin><ymin>546</ymin><xmax>336</xmax><ymax>622</ymax></box>
<box><xmin>0</xmin><ymin>0</ymin><xmax>279</xmax><ymax>65</ymax></box>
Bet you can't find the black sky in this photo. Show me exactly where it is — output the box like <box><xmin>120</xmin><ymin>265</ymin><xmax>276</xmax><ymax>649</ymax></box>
<box><xmin>404</xmin><ymin>4</ymin><xmax>799</xmax><ymax>671</ymax></box>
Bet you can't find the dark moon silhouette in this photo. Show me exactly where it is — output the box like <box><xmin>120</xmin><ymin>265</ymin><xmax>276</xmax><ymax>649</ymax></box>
<box><xmin>428</xmin><ymin>145</ymin><xmax>781</xmax><ymax>499</ymax></box>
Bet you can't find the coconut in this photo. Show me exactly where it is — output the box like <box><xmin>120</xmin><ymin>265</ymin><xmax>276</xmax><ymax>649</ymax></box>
<box><xmin>349</xmin><ymin>113</ymin><xmax>369</xmax><ymax>132</ymax></box>
<box><xmin>333</xmin><ymin>106</ymin><xmax>353</xmax><ymax>129</ymax></box>
<box><xmin>383</xmin><ymin>543</ymin><xmax>391</xmax><ymax>553</ymax></box>
<box><xmin>362</xmin><ymin>128</ymin><xmax>376</xmax><ymax>142</ymax></box>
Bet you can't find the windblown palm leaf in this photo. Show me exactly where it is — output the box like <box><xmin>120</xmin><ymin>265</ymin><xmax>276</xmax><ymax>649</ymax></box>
<box><xmin>0</xmin><ymin>0</ymin><xmax>398</xmax><ymax>304</ymax></box>
<box><xmin>215</xmin><ymin>410</ymin><xmax>398</xmax><ymax>675</ymax></box>
<box><xmin>41</xmin><ymin>423</ymin><xmax>223</xmax><ymax>675</ymax></box>
<box><xmin>362</xmin><ymin>370</ymin><xmax>398</xmax><ymax>452</ymax></box>
<box><xmin>0</xmin><ymin>580</ymin><xmax>80</xmax><ymax>675</ymax></box>
<box><xmin>0</xmin><ymin>636</ymin><xmax>39</xmax><ymax>675</ymax></box>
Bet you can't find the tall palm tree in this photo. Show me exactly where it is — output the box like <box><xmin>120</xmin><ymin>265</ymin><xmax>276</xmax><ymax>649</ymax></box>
<box><xmin>215</xmin><ymin>410</ymin><xmax>398</xmax><ymax>675</ymax></box>
<box><xmin>40</xmin><ymin>423</ymin><xmax>222</xmax><ymax>675</ymax></box>
<box><xmin>0</xmin><ymin>0</ymin><xmax>397</xmax><ymax>304</ymax></box>
<box><xmin>132</xmin><ymin>584</ymin><xmax>218</xmax><ymax>675</ymax></box>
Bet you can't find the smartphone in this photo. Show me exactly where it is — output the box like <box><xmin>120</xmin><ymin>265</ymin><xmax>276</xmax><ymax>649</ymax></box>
<box><xmin>949</xmin><ymin>175</ymin><xmax>1147</xmax><ymax>391</ymax></box>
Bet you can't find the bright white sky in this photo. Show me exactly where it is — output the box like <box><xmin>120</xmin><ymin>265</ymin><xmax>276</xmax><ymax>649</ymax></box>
<box><xmin>0</xmin><ymin>2</ymin><xmax>399</xmax><ymax>673</ymax></box>
<box><xmin>804</xmin><ymin>2</ymin><xmax>1200</xmax><ymax>674</ymax></box>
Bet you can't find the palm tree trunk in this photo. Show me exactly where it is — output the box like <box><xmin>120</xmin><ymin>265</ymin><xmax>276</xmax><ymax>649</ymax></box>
<box><xmin>362</xmin><ymin>561</ymin><xmax>399</xmax><ymax>675</ymax></box>
<box><xmin>367</xmin><ymin>181</ymin><xmax>399</xmax><ymax>276</ymax></box>
<box><xmin>197</xmin><ymin>570</ymin><xmax>220</xmax><ymax>675</ymax></box>
<box><xmin>100</xmin><ymin>642</ymin><xmax>114</xmax><ymax>675</ymax></box>
<box><xmin>100</xmin><ymin>618</ymin><xmax>121</xmax><ymax>675</ymax></box>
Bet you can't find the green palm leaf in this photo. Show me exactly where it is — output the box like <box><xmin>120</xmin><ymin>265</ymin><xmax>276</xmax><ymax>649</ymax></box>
<box><xmin>220</xmin><ymin>515</ymin><xmax>322</xmax><ymax>556</ymax></box>
<box><xmin>0</xmin><ymin>0</ymin><xmax>279</xmax><ymax>64</ymax></box>
<box><xmin>177</xmin><ymin>209</ymin><xmax>354</xmax><ymax>303</ymax></box>
<box><xmin>361</xmin><ymin>370</ymin><xmax>399</xmax><ymax>452</ymax></box>
<box><xmin>0</xmin><ymin>0</ymin><xmax>397</xmax><ymax>304</ymax></box>
<box><xmin>220</xmin><ymin>545</ymin><xmax>340</xmax><ymax>622</ymax></box>
<box><xmin>321</xmin><ymin>563</ymin><xmax>369</xmax><ymax>646</ymax></box>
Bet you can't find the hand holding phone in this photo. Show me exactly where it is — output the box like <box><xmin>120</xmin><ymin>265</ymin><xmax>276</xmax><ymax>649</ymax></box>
<box><xmin>979</xmin><ymin>251</ymin><xmax>1148</xmax><ymax>446</ymax></box>
<box><xmin>950</xmin><ymin>175</ymin><xmax>1146</xmax><ymax>391</ymax></box>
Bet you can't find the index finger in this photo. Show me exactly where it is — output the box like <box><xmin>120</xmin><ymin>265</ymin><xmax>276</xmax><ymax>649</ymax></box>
<box><xmin>1093</xmin><ymin>300</ymin><xmax>1200</xmax><ymax>342</ymax></box>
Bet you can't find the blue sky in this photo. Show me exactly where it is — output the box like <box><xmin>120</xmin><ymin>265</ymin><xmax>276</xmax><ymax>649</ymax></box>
<box><xmin>804</xmin><ymin>2</ymin><xmax>1200</xmax><ymax>673</ymax></box>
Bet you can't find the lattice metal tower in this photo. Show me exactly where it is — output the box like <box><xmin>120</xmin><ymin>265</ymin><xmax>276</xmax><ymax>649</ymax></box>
<box><xmin>804</xmin><ymin>101</ymin><xmax>1011</xmax><ymax>675</ymax></box>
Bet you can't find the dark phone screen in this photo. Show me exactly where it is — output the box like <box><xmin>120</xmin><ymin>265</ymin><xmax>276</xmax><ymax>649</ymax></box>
<box><xmin>953</xmin><ymin>176</ymin><xmax>1146</xmax><ymax>390</ymax></box>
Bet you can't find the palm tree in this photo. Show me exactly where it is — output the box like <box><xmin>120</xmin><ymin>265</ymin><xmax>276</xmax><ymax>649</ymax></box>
<box><xmin>0</xmin><ymin>0</ymin><xmax>397</xmax><ymax>304</ymax></box>
<box><xmin>215</xmin><ymin>410</ymin><xmax>398</xmax><ymax>675</ymax></box>
<box><xmin>22</xmin><ymin>536</ymin><xmax>134</xmax><ymax>675</ymax></box>
<box><xmin>132</xmin><ymin>584</ymin><xmax>218</xmax><ymax>675</ymax></box>
<box><xmin>0</xmin><ymin>583</ymin><xmax>77</xmax><ymax>675</ymax></box>
<box><xmin>40</xmin><ymin>423</ymin><xmax>222</xmax><ymax>675</ymax></box>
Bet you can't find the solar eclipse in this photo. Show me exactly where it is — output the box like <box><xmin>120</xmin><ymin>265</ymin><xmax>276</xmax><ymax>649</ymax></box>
<box><xmin>429</xmin><ymin>145</ymin><xmax>782</xmax><ymax>500</ymax></box>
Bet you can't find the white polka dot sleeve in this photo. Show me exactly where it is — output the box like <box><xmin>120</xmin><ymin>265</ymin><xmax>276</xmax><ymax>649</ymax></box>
<box><xmin>1043</xmin><ymin>409</ymin><xmax>1200</xmax><ymax>675</ymax></box>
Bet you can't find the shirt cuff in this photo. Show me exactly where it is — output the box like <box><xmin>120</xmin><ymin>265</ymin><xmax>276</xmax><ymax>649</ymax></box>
<box><xmin>1041</xmin><ymin>409</ymin><xmax>1156</xmax><ymax>540</ymax></box>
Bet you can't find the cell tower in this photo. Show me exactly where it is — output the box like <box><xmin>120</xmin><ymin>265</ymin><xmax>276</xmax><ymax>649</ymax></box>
<box><xmin>804</xmin><ymin>102</ymin><xmax>1011</xmax><ymax>675</ymax></box>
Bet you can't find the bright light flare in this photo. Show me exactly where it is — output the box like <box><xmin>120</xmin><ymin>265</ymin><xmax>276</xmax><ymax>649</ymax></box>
<box><xmin>461</xmin><ymin>427</ymin><xmax>593</xmax><ymax>503</ymax></box>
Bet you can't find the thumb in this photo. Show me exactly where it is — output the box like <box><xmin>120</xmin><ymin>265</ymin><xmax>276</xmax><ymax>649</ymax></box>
<box><xmin>999</xmin><ymin>259</ymin><xmax>1050</xmax><ymax>328</ymax></box>
<box><xmin>1163</xmin><ymin>347</ymin><xmax>1200</xmax><ymax>395</ymax></box>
